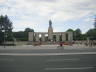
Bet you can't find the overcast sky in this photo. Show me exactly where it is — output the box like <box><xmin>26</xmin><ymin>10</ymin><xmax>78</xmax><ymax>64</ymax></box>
<box><xmin>0</xmin><ymin>0</ymin><xmax>96</xmax><ymax>33</ymax></box>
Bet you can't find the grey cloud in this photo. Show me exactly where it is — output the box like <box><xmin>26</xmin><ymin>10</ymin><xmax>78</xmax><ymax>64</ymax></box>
<box><xmin>28</xmin><ymin>0</ymin><xmax>58</xmax><ymax>2</ymax></box>
<box><xmin>72</xmin><ymin>0</ymin><xmax>96</xmax><ymax>10</ymax></box>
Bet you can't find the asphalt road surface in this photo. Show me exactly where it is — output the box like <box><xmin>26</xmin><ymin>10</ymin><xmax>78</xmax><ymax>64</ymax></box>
<box><xmin>0</xmin><ymin>46</ymin><xmax>96</xmax><ymax>72</ymax></box>
<box><xmin>0</xmin><ymin>46</ymin><xmax>96</xmax><ymax>53</ymax></box>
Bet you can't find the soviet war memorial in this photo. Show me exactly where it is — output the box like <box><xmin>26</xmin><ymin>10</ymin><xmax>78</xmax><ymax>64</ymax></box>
<box><xmin>0</xmin><ymin>0</ymin><xmax>96</xmax><ymax>72</ymax></box>
<box><xmin>28</xmin><ymin>20</ymin><xmax>73</xmax><ymax>44</ymax></box>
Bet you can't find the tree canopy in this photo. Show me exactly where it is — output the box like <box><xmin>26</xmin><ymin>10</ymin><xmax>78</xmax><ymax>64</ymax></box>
<box><xmin>94</xmin><ymin>17</ymin><xmax>96</xmax><ymax>29</ymax></box>
<box><xmin>73</xmin><ymin>28</ymin><xmax>81</xmax><ymax>40</ymax></box>
<box><xmin>0</xmin><ymin>15</ymin><xmax>13</xmax><ymax>31</ymax></box>
<box><xmin>0</xmin><ymin>15</ymin><xmax>13</xmax><ymax>44</ymax></box>
<box><xmin>66</xmin><ymin>29</ymin><xmax>74</xmax><ymax>32</ymax></box>
<box><xmin>24</xmin><ymin>28</ymin><xmax>34</xmax><ymax>32</ymax></box>
<box><xmin>86</xmin><ymin>29</ymin><xmax>96</xmax><ymax>40</ymax></box>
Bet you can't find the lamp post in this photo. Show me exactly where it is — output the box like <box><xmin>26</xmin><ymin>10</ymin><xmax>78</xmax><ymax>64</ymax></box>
<box><xmin>2</xmin><ymin>30</ymin><xmax>6</xmax><ymax>48</ymax></box>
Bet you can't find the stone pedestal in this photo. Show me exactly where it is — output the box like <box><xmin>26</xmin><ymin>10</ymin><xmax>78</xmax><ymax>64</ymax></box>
<box><xmin>41</xmin><ymin>34</ymin><xmax>45</xmax><ymax>42</ymax></box>
<box><xmin>48</xmin><ymin>35</ymin><xmax>53</xmax><ymax>41</ymax></box>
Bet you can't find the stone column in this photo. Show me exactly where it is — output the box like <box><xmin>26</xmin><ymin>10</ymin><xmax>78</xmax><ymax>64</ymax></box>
<box><xmin>35</xmin><ymin>33</ymin><xmax>39</xmax><ymax>42</ymax></box>
<box><xmin>28</xmin><ymin>32</ymin><xmax>34</xmax><ymax>42</ymax></box>
<box><xmin>41</xmin><ymin>34</ymin><xmax>45</xmax><ymax>42</ymax></box>
<box><xmin>62</xmin><ymin>33</ymin><xmax>66</xmax><ymax>42</ymax></box>
<box><xmin>56</xmin><ymin>34</ymin><xmax>60</xmax><ymax>42</ymax></box>
<box><xmin>68</xmin><ymin>32</ymin><xmax>73</xmax><ymax>42</ymax></box>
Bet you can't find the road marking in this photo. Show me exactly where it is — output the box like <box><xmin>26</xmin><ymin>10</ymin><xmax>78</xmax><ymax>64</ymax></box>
<box><xmin>0</xmin><ymin>52</ymin><xmax>96</xmax><ymax>56</ymax></box>
<box><xmin>46</xmin><ymin>58</ymin><xmax>79</xmax><ymax>62</ymax></box>
<box><xmin>45</xmin><ymin>67</ymin><xmax>95</xmax><ymax>70</ymax></box>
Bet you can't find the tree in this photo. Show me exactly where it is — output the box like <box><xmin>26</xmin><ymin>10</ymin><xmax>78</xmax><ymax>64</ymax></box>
<box><xmin>66</xmin><ymin>29</ymin><xmax>74</xmax><ymax>32</ymax></box>
<box><xmin>94</xmin><ymin>17</ymin><xmax>96</xmax><ymax>29</ymax></box>
<box><xmin>86</xmin><ymin>29</ymin><xmax>96</xmax><ymax>40</ymax></box>
<box><xmin>13</xmin><ymin>28</ymin><xmax>34</xmax><ymax>41</ymax></box>
<box><xmin>74</xmin><ymin>28</ymin><xmax>82</xmax><ymax>40</ymax></box>
<box><xmin>24</xmin><ymin>28</ymin><xmax>34</xmax><ymax>32</ymax></box>
<box><xmin>0</xmin><ymin>15</ymin><xmax>13</xmax><ymax>31</ymax></box>
<box><xmin>0</xmin><ymin>15</ymin><xmax>13</xmax><ymax>44</ymax></box>
<box><xmin>13</xmin><ymin>31</ymin><xmax>28</xmax><ymax>41</ymax></box>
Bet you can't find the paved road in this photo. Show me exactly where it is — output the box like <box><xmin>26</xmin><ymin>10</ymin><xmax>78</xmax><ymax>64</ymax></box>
<box><xmin>0</xmin><ymin>45</ymin><xmax>96</xmax><ymax>72</ymax></box>
<box><xmin>0</xmin><ymin>54</ymin><xmax>96</xmax><ymax>72</ymax></box>
<box><xmin>0</xmin><ymin>49</ymin><xmax>96</xmax><ymax>54</ymax></box>
<box><xmin>0</xmin><ymin>45</ymin><xmax>96</xmax><ymax>53</ymax></box>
